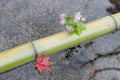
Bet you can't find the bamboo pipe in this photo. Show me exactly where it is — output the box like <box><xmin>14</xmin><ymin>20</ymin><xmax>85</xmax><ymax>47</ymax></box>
<box><xmin>0</xmin><ymin>13</ymin><xmax>120</xmax><ymax>73</ymax></box>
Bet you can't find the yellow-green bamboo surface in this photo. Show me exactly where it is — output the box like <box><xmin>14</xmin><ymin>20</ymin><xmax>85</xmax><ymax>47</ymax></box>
<box><xmin>0</xmin><ymin>13</ymin><xmax>120</xmax><ymax>73</ymax></box>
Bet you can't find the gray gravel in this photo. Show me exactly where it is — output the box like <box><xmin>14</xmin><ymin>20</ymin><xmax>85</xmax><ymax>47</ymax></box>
<box><xmin>0</xmin><ymin>0</ymin><xmax>120</xmax><ymax>80</ymax></box>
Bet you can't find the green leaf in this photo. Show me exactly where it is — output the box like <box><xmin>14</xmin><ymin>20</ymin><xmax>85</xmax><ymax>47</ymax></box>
<box><xmin>71</xmin><ymin>22</ymin><xmax>85</xmax><ymax>36</ymax></box>
<box><xmin>69</xmin><ymin>30</ymin><xmax>75</xmax><ymax>35</ymax></box>
<box><xmin>69</xmin><ymin>20</ymin><xmax>75</xmax><ymax>27</ymax></box>
<box><xmin>73</xmin><ymin>26</ymin><xmax>79</xmax><ymax>35</ymax></box>
<box><xmin>77</xmin><ymin>26</ymin><xmax>81</xmax><ymax>35</ymax></box>
<box><xmin>79</xmin><ymin>22</ymin><xmax>86</xmax><ymax>30</ymax></box>
<box><xmin>65</xmin><ymin>14</ymin><xmax>71</xmax><ymax>21</ymax></box>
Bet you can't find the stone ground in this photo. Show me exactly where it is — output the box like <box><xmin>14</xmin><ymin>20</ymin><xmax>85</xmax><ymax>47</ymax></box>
<box><xmin>0</xmin><ymin>0</ymin><xmax>120</xmax><ymax>80</ymax></box>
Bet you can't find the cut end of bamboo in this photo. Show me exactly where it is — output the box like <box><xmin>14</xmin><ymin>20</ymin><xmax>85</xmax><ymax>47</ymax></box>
<box><xmin>111</xmin><ymin>13</ymin><xmax>120</xmax><ymax>30</ymax></box>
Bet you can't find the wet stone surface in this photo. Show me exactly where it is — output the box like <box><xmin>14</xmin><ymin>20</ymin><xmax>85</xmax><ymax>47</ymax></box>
<box><xmin>0</xmin><ymin>0</ymin><xmax>120</xmax><ymax>80</ymax></box>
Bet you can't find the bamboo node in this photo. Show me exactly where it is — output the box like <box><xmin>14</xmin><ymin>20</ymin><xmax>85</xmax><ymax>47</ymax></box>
<box><xmin>30</xmin><ymin>41</ymin><xmax>38</xmax><ymax>58</ymax></box>
<box><xmin>109</xmin><ymin>15</ymin><xmax>118</xmax><ymax>31</ymax></box>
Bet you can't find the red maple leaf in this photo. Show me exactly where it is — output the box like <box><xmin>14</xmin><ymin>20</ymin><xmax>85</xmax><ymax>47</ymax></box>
<box><xmin>35</xmin><ymin>55</ymin><xmax>55</xmax><ymax>73</ymax></box>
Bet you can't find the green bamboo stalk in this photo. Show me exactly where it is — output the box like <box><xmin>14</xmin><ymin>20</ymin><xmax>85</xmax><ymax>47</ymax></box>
<box><xmin>0</xmin><ymin>13</ymin><xmax>120</xmax><ymax>73</ymax></box>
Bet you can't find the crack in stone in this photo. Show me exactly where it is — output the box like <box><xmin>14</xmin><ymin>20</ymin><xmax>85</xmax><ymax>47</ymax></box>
<box><xmin>81</xmin><ymin>51</ymin><xmax>120</xmax><ymax>67</ymax></box>
<box><xmin>80</xmin><ymin>50</ymin><xmax>120</xmax><ymax>80</ymax></box>
<box><xmin>89</xmin><ymin>67</ymin><xmax>120</xmax><ymax>80</ymax></box>
<box><xmin>59</xmin><ymin>44</ymin><xmax>120</xmax><ymax>80</ymax></box>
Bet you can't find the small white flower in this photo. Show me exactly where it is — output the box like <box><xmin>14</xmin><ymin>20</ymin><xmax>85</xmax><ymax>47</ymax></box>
<box><xmin>60</xmin><ymin>19</ymin><xmax>65</xmax><ymax>25</ymax></box>
<box><xmin>59</xmin><ymin>13</ymin><xmax>65</xmax><ymax>20</ymax></box>
<box><xmin>65</xmin><ymin>26</ymin><xmax>73</xmax><ymax>33</ymax></box>
<box><xmin>59</xmin><ymin>13</ymin><xmax>66</xmax><ymax>25</ymax></box>
<box><xmin>74</xmin><ymin>12</ymin><xmax>82</xmax><ymax>22</ymax></box>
